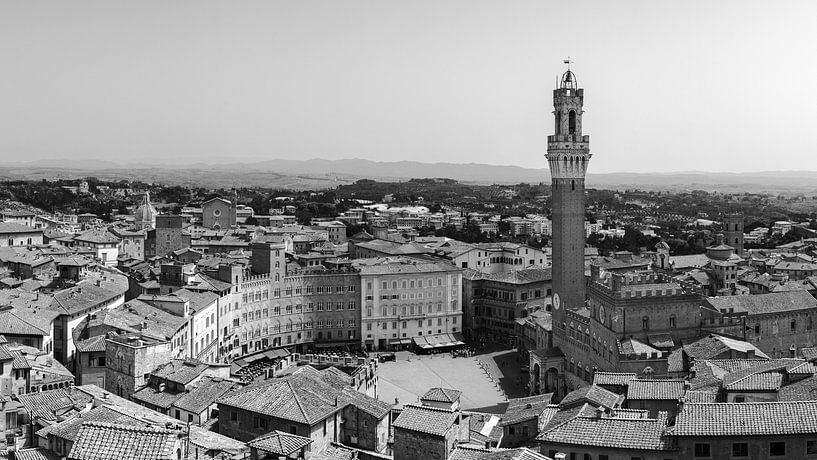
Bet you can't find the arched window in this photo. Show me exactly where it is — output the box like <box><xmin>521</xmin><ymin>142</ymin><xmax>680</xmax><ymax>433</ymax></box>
<box><xmin>642</xmin><ymin>316</ymin><xmax>649</xmax><ymax>330</ymax></box>
<box><xmin>568</xmin><ymin>110</ymin><xmax>577</xmax><ymax>135</ymax></box>
<box><xmin>556</xmin><ymin>111</ymin><xmax>562</xmax><ymax>135</ymax></box>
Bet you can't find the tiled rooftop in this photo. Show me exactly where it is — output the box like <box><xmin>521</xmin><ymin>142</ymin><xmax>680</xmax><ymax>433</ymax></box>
<box><xmin>68</xmin><ymin>421</ymin><xmax>180</xmax><ymax>460</ymax></box>
<box><xmin>246</xmin><ymin>430</ymin><xmax>312</xmax><ymax>456</ymax></box>
<box><xmin>17</xmin><ymin>387</ymin><xmax>93</xmax><ymax>421</ymax></box>
<box><xmin>132</xmin><ymin>386</ymin><xmax>183</xmax><ymax>410</ymax></box>
<box><xmin>592</xmin><ymin>372</ymin><xmax>636</xmax><ymax>387</ymax></box>
<box><xmin>501</xmin><ymin>393</ymin><xmax>553</xmax><ymax>426</ymax></box>
<box><xmin>421</xmin><ymin>387</ymin><xmax>462</xmax><ymax>404</ymax></box>
<box><xmin>626</xmin><ymin>379</ymin><xmax>686</xmax><ymax>400</ymax></box>
<box><xmin>559</xmin><ymin>385</ymin><xmax>621</xmax><ymax>410</ymax></box>
<box><xmin>11</xmin><ymin>448</ymin><xmax>60</xmax><ymax>460</ymax></box>
<box><xmin>172</xmin><ymin>376</ymin><xmax>238</xmax><ymax>415</ymax></box>
<box><xmin>35</xmin><ymin>405</ymin><xmax>142</xmax><ymax>442</ymax></box>
<box><xmin>705</xmin><ymin>290</ymin><xmax>817</xmax><ymax>315</ymax></box>
<box><xmin>449</xmin><ymin>445</ymin><xmax>552</xmax><ymax>460</ymax></box>
<box><xmin>724</xmin><ymin>372</ymin><xmax>783</xmax><ymax>391</ymax></box>
<box><xmin>75</xmin><ymin>335</ymin><xmax>107</xmax><ymax>353</ymax></box>
<box><xmin>392</xmin><ymin>404</ymin><xmax>459</xmax><ymax>437</ymax></box>
<box><xmin>675</xmin><ymin>401</ymin><xmax>817</xmax><ymax>436</ymax></box>
<box><xmin>152</xmin><ymin>359</ymin><xmax>209</xmax><ymax>385</ymax></box>
<box><xmin>76</xmin><ymin>384</ymin><xmax>245</xmax><ymax>455</ymax></box>
<box><xmin>538</xmin><ymin>411</ymin><xmax>672</xmax><ymax>451</ymax></box>
<box><xmin>218</xmin><ymin>371</ymin><xmax>344</xmax><ymax>425</ymax></box>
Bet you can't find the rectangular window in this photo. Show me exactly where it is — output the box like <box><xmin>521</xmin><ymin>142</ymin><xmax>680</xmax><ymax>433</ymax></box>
<box><xmin>694</xmin><ymin>443</ymin><xmax>710</xmax><ymax>458</ymax></box>
<box><xmin>807</xmin><ymin>440</ymin><xmax>817</xmax><ymax>455</ymax></box>
<box><xmin>770</xmin><ymin>442</ymin><xmax>785</xmax><ymax>457</ymax></box>
<box><xmin>732</xmin><ymin>443</ymin><xmax>748</xmax><ymax>457</ymax></box>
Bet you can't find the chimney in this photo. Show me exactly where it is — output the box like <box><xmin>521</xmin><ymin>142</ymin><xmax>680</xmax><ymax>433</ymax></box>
<box><xmin>716</xmin><ymin>233</ymin><xmax>724</xmax><ymax>246</ymax></box>
<box><xmin>595</xmin><ymin>407</ymin><xmax>605</xmax><ymax>419</ymax></box>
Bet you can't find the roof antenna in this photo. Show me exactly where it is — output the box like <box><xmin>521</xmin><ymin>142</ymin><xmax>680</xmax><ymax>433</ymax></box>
<box><xmin>563</xmin><ymin>56</ymin><xmax>573</xmax><ymax>70</ymax></box>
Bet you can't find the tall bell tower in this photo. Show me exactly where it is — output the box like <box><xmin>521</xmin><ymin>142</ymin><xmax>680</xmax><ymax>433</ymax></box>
<box><xmin>547</xmin><ymin>62</ymin><xmax>591</xmax><ymax>324</ymax></box>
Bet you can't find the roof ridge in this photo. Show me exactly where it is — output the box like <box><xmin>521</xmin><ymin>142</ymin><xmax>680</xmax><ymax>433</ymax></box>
<box><xmin>287</xmin><ymin>380</ymin><xmax>311</xmax><ymax>423</ymax></box>
<box><xmin>403</xmin><ymin>402</ymin><xmax>455</xmax><ymax>413</ymax></box>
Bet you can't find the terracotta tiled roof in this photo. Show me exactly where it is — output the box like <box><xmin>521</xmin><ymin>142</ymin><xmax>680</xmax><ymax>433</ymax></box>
<box><xmin>10</xmin><ymin>349</ymin><xmax>32</xmax><ymax>370</ymax></box>
<box><xmin>131</xmin><ymin>386</ymin><xmax>183</xmax><ymax>410</ymax></box>
<box><xmin>68</xmin><ymin>421</ymin><xmax>180</xmax><ymax>460</ymax></box>
<box><xmin>74</xmin><ymin>229</ymin><xmax>120</xmax><ymax>245</ymax></box>
<box><xmin>341</xmin><ymin>387</ymin><xmax>392</xmax><ymax>419</ymax></box>
<box><xmin>0</xmin><ymin>222</ymin><xmax>41</xmax><ymax>234</ymax></box>
<box><xmin>538</xmin><ymin>411</ymin><xmax>672</xmax><ymax>451</ymax></box>
<box><xmin>592</xmin><ymin>372</ymin><xmax>636</xmax><ymax>387</ymax></box>
<box><xmin>779</xmin><ymin>376</ymin><xmax>817</xmax><ymax>401</ymax></box>
<box><xmin>152</xmin><ymin>359</ymin><xmax>209</xmax><ymax>385</ymax></box>
<box><xmin>0</xmin><ymin>310</ymin><xmax>49</xmax><ymax>336</ymax></box>
<box><xmin>50</xmin><ymin>282</ymin><xmax>125</xmax><ymax>315</ymax></box>
<box><xmin>421</xmin><ymin>387</ymin><xmax>462</xmax><ymax>404</ymax></box>
<box><xmin>172</xmin><ymin>376</ymin><xmax>238</xmax><ymax>415</ymax></box>
<box><xmin>724</xmin><ymin>372</ymin><xmax>783</xmax><ymax>391</ymax></box>
<box><xmin>466</xmin><ymin>412</ymin><xmax>503</xmax><ymax>444</ymax></box>
<box><xmin>705</xmin><ymin>291</ymin><xmax>817</xmax><ymax>315</ymax></box>
<box><xmin>683</xmin><ymin>390</ymin><xmax>718</xmax><ymax>403</ymax></box>
<box><xmin>802</xmin><ymin>347</ymin><xmax>817</xmax><ymax>361</ymax></box>
<box><xmin>246</xmin><ymin>430</ymin><xmax>312</xmax><ymax>456</ymax></box>
<box><xmin>449</xmin><ymin>445</ymin><xmax>552</xmax><ymax>460</ymax></box>
<box><xmin>75</xmin><ymin>385</ymin><xmax>245</xmax><ymax>455</ymax></box>
<box><xmin>539</xmin><ymin>403</ymin><xmax>597</xmax><ymax>432</ymax></box>
<box><xmin>310</xmin><ymin>444</ymin><xmax>356</xmax><ymax>460</ymax></box>
<box><xmin>559</xmin><ymin>385</ymin><xmax>621</xmax><ymax>410</ymax></box>
<box><xmin>217</xmin><ymin>373</ymin><xmax>343</xmax><ymax>425</ymax></box>
<box><xmin>501</xmin><ymin>393</ymin><xmax>553</xmax><ymax>426</ymax></box>
<box><xmin>675</xmin><ymin>401</ymin><xmax>817</xmax><ymax>436</ymax></box>
<box><xmin>626</xmin><ymin>380</ymin><xmax>686</xmax><ymax>401</ymax></box>
<box><xmin>11</xmin><ymin>448</ymin><xmax>59</xmax><ymax>460</ymax></box>
<box><xmin>75</xmin><ymin>335</ymin><xmax>107</xmax><ymax>353</ymax></box>
<box><xmin>17</xmin><ymin>387</ymin><xmax>93</xmax><ymax>421</ymax></box>
<box><xmin>35</xmin><ymin>405</ymin><xmax>142</xmax><ymax>442</ymax></box>
<box><xmin>467</xmin><ymin>267</ymin><xmax>552</xmax><ymax>284</ymax></box>
<box><xmin>392</xmin><ymin>404</ymin><xmax>458</xmax><ymax>436</ymax></box>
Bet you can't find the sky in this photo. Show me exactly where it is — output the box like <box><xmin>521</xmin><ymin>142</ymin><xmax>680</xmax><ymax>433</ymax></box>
<box><xmin>1</xmin><ymin>1</ymin><xmax>816</xmax><ymax>173</ymax></box>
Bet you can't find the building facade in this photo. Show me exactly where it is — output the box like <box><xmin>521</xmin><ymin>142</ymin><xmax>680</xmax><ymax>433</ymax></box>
<box><xmin>356</xmin><ymin>258</ymin><xmax>463</xmax><ymax>351</ymax></box>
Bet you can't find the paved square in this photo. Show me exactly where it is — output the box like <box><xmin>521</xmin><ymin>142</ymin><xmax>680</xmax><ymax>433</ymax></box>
<box><xmin>376</xmin><ymin>354</ymin><xmax>507</xmax><ymax>412</ymax></box>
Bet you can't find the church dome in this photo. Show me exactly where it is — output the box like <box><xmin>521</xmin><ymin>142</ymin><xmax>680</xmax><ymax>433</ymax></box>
<box><xmin>560</xmin><ymin>70</ymin><xmax>578</xmax><ymax>90</ymax></box>
<box><xmin>133</xmin><ymin>191</ymin><xmax>157</xmax><ymax>229</ymax></box>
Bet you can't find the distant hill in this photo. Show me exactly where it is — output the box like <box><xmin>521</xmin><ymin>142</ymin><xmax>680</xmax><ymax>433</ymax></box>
<box><xmin>1</xmin><ymin>158</ymin><xmax>817</xmax><ymax>192</ymax></box>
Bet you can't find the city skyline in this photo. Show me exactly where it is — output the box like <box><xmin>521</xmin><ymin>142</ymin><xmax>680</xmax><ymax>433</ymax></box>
<box><xmin>2</xmin><ymin>1</ymin><xmax>816</xmax><ymax>174</ymax></box>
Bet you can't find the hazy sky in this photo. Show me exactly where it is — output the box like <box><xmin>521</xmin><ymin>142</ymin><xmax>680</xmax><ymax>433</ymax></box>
<box><xmin>2</xmin><ymin>1</ymin><xmax>816</xmax><ymax>173</ymax></box>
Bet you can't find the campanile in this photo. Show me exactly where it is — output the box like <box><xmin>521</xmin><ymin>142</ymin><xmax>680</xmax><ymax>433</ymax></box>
<box><xmin>547</xmin><ymin>64</ymin><xmax>591</xmax><ymax>323</ymax></box>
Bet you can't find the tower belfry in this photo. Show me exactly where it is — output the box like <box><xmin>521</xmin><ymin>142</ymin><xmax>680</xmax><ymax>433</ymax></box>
<box><xmin>547</xmin><ymin>63</ymin><xmax>591</xmax><ymax>322</ymax></box>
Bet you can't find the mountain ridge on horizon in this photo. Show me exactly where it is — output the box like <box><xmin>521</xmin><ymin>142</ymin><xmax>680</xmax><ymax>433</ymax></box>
<box><xmin>2</xmin><ymin>157</ymin><xmax>817</xmax><ymax>191</ymax></box>
<box><xmin>1</xmin><ymin>157</ymin><xmax>815</xmax><ymax>176</ymax></box>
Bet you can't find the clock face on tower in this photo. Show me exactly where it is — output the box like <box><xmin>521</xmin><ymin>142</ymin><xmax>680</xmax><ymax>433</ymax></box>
<box><xmin>553</xmin><ymin>293</ymin><xmax>561</xmax><ymax>310</ymax></box>
<box><xmin>599</xmin><ymin>305</ymin><xmax>606</xmax><ymax>323</ymax></box>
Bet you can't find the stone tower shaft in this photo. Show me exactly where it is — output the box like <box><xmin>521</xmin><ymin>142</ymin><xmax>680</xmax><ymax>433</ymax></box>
<box><xmin>547</xmin><ymin>69</ymin><xmax>591</xmax><ymax>318</ymax></box>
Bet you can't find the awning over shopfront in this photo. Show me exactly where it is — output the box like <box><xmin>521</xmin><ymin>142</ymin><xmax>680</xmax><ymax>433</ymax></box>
<box><xmin>412</xmin><ymin>333</ymin><xmax>466</xmax><ymax>349</ymax></box>
<box><xmin>412</xmin><ymin>336</ymin><xmax>433</xmax><ymax>349</ymax></box>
